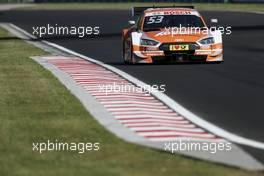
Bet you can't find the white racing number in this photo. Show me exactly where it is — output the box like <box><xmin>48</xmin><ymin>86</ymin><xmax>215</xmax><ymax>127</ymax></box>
<box><xmin>147</xmin><ymin>16</ymin><xmax>164</xmax><ymax>24</ymax></box>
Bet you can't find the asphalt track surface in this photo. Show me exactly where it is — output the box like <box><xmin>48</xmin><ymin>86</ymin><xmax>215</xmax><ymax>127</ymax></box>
<box><xmin>1</xmin><ymin>10</ymin><xmax>264</xmax><ymax>163</ymax></box>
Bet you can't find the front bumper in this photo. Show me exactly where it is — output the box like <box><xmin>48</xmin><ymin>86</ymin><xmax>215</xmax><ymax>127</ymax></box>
<box><xmin>132</xmin><ymin>43</ymin><xmax>223</xmax><ymax>63</ymax></box>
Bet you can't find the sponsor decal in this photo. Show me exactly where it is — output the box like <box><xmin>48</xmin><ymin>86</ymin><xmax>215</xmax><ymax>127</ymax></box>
<box><xmin>175</xmin><ymin>38</ymin><xmax>184</xmax><ymax>42</ymax></box>
<box><xmin>145</xmin><ymin>11</ymin><xmax>199</xmax><ymax>17</ymax></box>
<box><xmin>169</xmin><ymin>45</ymin><xmax>189</xmax><ymax>51</ymax></box>
<box><xmin>164</xmin><ymin>11</ymin><xmax>192</xmax><ymax>15</ymax></box>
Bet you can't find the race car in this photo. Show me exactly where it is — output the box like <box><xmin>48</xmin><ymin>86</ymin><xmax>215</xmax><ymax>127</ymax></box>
<box><xmin>122</xmin><ymin>6</ymin><xmax>223</xmax><ymax>64</ymax></box>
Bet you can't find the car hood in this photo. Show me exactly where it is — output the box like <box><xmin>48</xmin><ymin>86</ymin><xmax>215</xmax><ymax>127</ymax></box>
<box><xmin>143</xmin><ymin>29</ymin><xmax>208</xmax><ymax>43</ymax></box>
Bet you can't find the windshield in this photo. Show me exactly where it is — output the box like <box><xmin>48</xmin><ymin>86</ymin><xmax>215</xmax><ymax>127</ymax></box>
<box><xmin>143</xmin><ymin>15</ymin><xmax>205</xmax><ymax>31</ymax></box>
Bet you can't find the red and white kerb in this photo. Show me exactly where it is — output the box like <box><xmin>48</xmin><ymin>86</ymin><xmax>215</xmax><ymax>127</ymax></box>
<box><xmin>45</xmin><ymin>56</ymin><xmax>221</xmax><ymax>142</ymax></box>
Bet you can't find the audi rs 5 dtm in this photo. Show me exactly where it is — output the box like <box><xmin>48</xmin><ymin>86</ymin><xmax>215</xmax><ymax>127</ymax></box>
<box><xmin>122</xmin><ymin>6</ymin><xmax>223</xmax><ymax>64</ymax></box>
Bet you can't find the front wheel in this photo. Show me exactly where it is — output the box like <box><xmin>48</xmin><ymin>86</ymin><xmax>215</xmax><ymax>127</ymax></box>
<box><xmin>129</xmin><ymin>41</ymin><xmax>137</xmax><ymax>64</ymax></box>
<box><xmin>123</xmin><ymin>40</ymin><xmax>131</xmax><ymax>64</ymax></box>
<box><xmin>124</xmin><ymin>41</ymin><xmax>136</xmax><ymax>64</ymax></box>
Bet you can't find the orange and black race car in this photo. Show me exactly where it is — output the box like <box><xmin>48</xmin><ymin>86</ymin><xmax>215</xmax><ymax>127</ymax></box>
<box><xmin>122</xmin><ymin>6</ymin><xmax>223</xmax><ymax>64</ymax></box>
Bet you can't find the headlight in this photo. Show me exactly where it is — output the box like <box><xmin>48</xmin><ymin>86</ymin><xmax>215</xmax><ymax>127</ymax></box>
<box><xmin>198</xmin><ymin>37</ymin><xmax>215</xmax><ymax>45</ymax></box>
<box><xmin>140</xmin><ymin>39</ymin><xmax>159</xmax><ymax>46</ymax></box>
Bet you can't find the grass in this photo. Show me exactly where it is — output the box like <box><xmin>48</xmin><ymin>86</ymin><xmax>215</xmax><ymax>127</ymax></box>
<box><xmin>17</xmin><ymin>2</ymin><xmax>264</xmax><ymax>12</ymax></box>
<box><xmin>0</xmin><ymin>28</ymin><xmax>264</xmax><ymax>176</ymax></box>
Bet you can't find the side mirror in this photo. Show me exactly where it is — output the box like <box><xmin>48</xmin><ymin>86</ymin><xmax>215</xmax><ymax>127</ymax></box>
<box><xmin>128</xmin><ymin>20</ymin><xmax>135</xmax><ymax>25</ymax></box>
<box><xmin>209</xmin><ymin>19</ymin><xmax>218</xmax><ymax>31</ymax></box>
<box><xmin>210</xmin><ymin>18</ymin><xmax>218</xmax><ymax>24</ymax></box>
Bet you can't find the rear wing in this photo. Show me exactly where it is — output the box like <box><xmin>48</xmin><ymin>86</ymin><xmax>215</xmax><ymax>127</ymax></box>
<box><xmin>132</xmin><ymin>6</ymin><xmax>195</xmax><ymax>16</ymax></box>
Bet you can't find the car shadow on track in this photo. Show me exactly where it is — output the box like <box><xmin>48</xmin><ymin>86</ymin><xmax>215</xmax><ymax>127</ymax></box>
<box><xmin>106</xmin><ymin>61</ymin><xmax>223</xmax><ymax>66</ymax></box>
